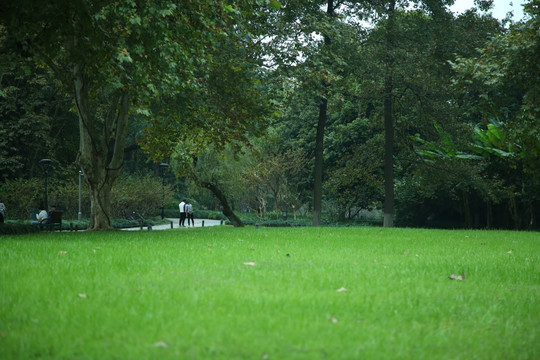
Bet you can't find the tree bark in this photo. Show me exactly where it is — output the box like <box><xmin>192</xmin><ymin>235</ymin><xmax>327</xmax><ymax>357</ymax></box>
<box><xmin>313</xmin><ymin>98</ymin><xmax>328</xmax><ymax>226</ymax></box>
<box><xmin>74</xmin><ymin>64</ymin><xmax>129</xmax><ymax>230</ymax></box>
<box><xmin>383</xmin><ymin>0</ymin><xmax>396</xmax><ymax>228</ymax></box>
<box><xmin>312</xmin><ymin>0</ymin><xmax>334</xmax><ymax>227</ymax></box>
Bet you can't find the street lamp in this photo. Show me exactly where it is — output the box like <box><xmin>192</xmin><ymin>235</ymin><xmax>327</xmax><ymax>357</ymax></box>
<box><xmin>159</xmin><ymin>163</ymin><xmax>169</xmax><ymax>219</ymax></box>
<box><xmin>78</xmin><ymin>171</ymin><xmax>84</xmax><ymax>221</ymax></box>
<box><xmin>39</xmin><ymin>159</ymin><xmax>52</xmax><ymax>210</ymax></box>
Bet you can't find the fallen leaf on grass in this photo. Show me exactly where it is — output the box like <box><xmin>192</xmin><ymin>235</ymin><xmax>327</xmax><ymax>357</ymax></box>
<box><xmin>448</xmin><ymin>273</ymin><xmax>466</xmax><ymax>281</ymax></box>
<box><xmin>507</xmin><ymin>250</ymin><xmax>513</xmax><ymax>254</ymax></box>
<box><xmin>58</xmin><ymin>251</ymin><xmax>68</xmax><ymax>255</ymax></box>
<box><xmin>336</xmin><ymin>287</ymin><xmax>348</xmax><ymax>292</ymax></box>
<box><xmin>78</xmin><ymin>293</ymin><xmax>88</xmax><ymax>298</ymax></box>
<box><xmin>243</xmin><ymin>262</ymin><xmax>256</xmax><ymax>266</ymax></box>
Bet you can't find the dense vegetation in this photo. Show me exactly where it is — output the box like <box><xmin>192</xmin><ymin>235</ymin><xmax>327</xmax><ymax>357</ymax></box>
<box><xmin>1</xmin><ymin>1</ymin><xmax>538</xmax><ymax>230</ymax></box>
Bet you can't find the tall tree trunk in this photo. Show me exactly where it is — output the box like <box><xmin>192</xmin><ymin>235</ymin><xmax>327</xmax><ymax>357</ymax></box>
<box><xmin>463</xmin><ymin>191</ymin><xmax>472</xmax><ymax>229</ymax></box>
<box><xmin>383</xmin><ymin>0</ymin><xmax>396</xmax><ymax>228</ymax></box>
<box><xmin>313</xmin><ymin>98</ymin><xmax>328</xmax><ymax>226</ymax></box>
<box><xmin>486</xmin><ymin>201</ymin><xmax>493</xmax><ymax>229</ymax></box>
<box><xmin>74</xmin><ymin>64</ymin><xmax>129</xmax><ymax>230</ymax></box>
<box><xmin>312</xmin><ymin>0</ymin><xmax>334</xmax><ymax>227</ymax></box>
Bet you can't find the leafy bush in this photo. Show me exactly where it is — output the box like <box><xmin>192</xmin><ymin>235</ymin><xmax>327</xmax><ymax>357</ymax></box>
<box><xmin>0</xmin><ymin>174</ymin><xmax>174</xmax><ymax>220</ymax></box>
<box><xmin>0</xmin><ymin>178</ymin><xmax>42</xmax><ymax>219</ymax></box>
<box><xmin>0</xmin><ymin>223</ymin><xmax>41</xmax><ymax>235</ymax></box>
<box><xmin>110</xmin><ymin>174</ymin><xmax>175</xmax><ymax>218</ymax></box>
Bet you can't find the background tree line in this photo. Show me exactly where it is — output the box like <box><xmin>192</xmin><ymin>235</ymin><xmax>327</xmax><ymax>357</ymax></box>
<box><xmin>1</xmin><ymin>0</ymin><xmax>538</xmax><ymax>229</ymax></box>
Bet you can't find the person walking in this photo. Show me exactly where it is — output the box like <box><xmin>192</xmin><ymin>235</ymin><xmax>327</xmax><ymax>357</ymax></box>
<box><xmin>186</xmin><ymin>201</ymin><xmax>194</xmax><ymax>227</ymax></box>
<box><xmin>179</xmin><ymin>199</ymin><xmax>186</xmax><ymax>227</ymax></box>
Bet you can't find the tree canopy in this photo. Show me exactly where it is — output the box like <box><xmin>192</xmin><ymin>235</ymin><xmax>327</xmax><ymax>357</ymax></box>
<box><xmin>1</xmin><ymin>0</ymin><xmax>538</xmax><ymax>230</ymax></box>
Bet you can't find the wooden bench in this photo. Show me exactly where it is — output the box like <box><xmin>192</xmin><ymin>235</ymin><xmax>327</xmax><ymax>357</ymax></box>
<box><xmin>42</xmin><ymin>211</ymin><xmax>63</xmax><ymax>231</ymax></box>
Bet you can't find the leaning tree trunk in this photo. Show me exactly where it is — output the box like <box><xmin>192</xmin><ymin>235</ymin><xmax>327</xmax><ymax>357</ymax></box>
<box><xmin>74</xmin><ymin>64</ymin><xmax>130</xmax><ymax>230</ymax></box>
<box><xmin>201</xmin><ymin>181</ymin><xmax>244</xmax><ymax>227</ymax></box>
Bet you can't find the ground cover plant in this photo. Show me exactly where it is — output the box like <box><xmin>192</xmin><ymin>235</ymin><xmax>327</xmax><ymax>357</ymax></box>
<box><xmin>0</xmin><ymin>227</ymin><xmax>538</xmax><ymax>359</ymax></box>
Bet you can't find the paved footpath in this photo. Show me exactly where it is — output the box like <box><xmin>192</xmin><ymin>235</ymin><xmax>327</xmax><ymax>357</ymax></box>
<box><xmin>122</xmin><ymin>218</ymin><xmax>223</xmax><ymax>231</ymax></box>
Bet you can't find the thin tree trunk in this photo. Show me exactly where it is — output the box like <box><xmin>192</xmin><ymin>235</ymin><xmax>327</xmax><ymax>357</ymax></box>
<box><xmin>383</xmin><ymin>0</ymin><xmax>396</xmax><ymax>228</ymax></box>
<box><xmin>463</xmin><ymin>191</ymin><xmax>472</xmax><ymax>229</ymax></box>
<box><xmin>313</xmin><ymin>98</ymin><xmax>328</xmax><ymax>226</ymax></box>
<box><xmin>486</xmin><ymin>201</ymin><xmax>493</xmax><ymax>229</ymax></box>
<box><xmin>383</xmin><ymin>73</ymin><xmax>394</xmax><ymax>228</ymax></box>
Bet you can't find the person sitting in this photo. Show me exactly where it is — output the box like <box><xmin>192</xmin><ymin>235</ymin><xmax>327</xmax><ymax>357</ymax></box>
<box><xmin>0</xmin><ymin>199</ymin><xmax>5</xmax><ymax>224</ymax></box>
<box><xmin>32</xmin><ymin>207</ymin><xmax>48</xmax><ymax>225</ymax></box>
<box><xmin>47</xmin><ymin>205</ymin><xmax>57</xmax><ymax>219</ymax></box>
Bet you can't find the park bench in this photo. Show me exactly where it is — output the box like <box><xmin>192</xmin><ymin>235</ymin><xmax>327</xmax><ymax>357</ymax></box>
<box><xmin>125</xmin><ymin>210</ymin><xmax>148</xmax><ymax>229</ymax></box>
<box><xmin>42</xmin><ymin>211</ymin><xmax>63</xmax><ymax>231</ymax></box>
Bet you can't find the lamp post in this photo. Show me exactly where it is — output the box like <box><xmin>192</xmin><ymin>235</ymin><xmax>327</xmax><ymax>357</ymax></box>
<box><xmin>159</xmin><ymin>163</ymin><xmax>169</xmax><ymax>219</ymax></box>
<box><xmin>39</xmin><ymin>159</ymin><xmax>52</xmax><ymax>210</ymax></box>
<box><xmin>78</xmin><ymin>171</ymin><xmax>84</xmax><ymax>221</ymax></box>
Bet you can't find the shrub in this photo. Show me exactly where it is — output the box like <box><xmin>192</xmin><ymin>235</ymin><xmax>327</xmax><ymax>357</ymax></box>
<box><xmin>111</xmin><ymin>174</ymin><xmax>174</xmax><ymax>219</ymax></box>
<box><xmin>0</xmin><ymin>223</ymin><xmax>41</xmax><ymax>235</ymax></box>
<box><xmin>0</xmin><ymin>178</ymin><xmax>42</xmax><ymax>219</ymax></box>
<box><xmin>0</xmin><ymin>174</ymin><xmax>174</xmax><ymax>220</ymax></box>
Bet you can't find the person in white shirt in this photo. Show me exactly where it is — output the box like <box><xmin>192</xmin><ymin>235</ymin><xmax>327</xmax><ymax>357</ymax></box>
<box><xmin>32</xmin><ymin>207</ymin><xmax>48</xmax><ymax>225</ymax></box>
<box><xmin>178</xmin><ymin>200</ymin><xmax>186</xmax><ymax>227</ymax></box>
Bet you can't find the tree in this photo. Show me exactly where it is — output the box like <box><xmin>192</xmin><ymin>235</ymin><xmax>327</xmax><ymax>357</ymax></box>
<box><xmin>450</xmin><ymin>1</ymin><xmax>540</xmax><ymax>228</ymax></box>
<box><xmin>1</xmin><ymin>0</ymin><xmax>252</xmax><ymax>229</ymax></box>
<box><xmin>139</xmin><ymin>6</ymin><xmax>274</xmax><ymax>225</ymax></box>
<box><xmin>0</xmin><ymin>64</ymin><xmax>79</xmax><ymax>182</ymax></box>
<box><xmin>265</xmin><ymin>0</ymin><xmax>366</xmax><ymax>225</ymax></box>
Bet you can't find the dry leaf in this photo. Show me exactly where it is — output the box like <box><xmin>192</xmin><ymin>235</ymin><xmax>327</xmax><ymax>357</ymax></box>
<box><xmin>507</xmin><ymin>250</ymin><xmax>513</xmax><ymax>254</ymax></box>
<box><xmin>58</xmin><ymin>251</ymin><xmax>68</xmax><ymax>255</ymax></box>
<box><xmin>336</xmin><ymin>287</ymin><xmax>348</xmax><ymax>292</ymax></box>
<box><xmin>78</xmin><ymin>293</ymin><xmax>88</xmax><ymax>298</ymax></box>
<box><xmin>243</xmin><ymin>262</ymin><xmax>256</xmax><ymax>266</ymax></box>
<box><xmin>448</xmin><ymin>273</ymin><xmax>466</xmax><ymax>281</ymax></box>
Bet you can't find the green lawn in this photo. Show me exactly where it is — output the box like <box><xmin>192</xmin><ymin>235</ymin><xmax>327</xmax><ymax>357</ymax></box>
<box><xmin>1</xmin><ymin>227</ymin><xmax>538</xmax><ymax>359</ymax></box>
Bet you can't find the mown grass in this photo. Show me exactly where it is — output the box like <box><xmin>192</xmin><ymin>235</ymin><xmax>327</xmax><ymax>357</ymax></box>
<box><xmin>0</xmin><ymin>227</ymin><xmax>538</xmax><ymax>359</ymax></box>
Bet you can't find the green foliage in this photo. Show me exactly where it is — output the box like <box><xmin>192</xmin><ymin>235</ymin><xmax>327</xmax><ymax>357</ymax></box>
<box><xmin>0</xmin><ymin>65</ymin><xmax>79</xmax><ymax>182</ymax></box>
<box><xmin>0</xmin><ymin>223</ymin><xmax>41</xmax><ymax>235</ymax></box>
<box><xmin>110</xmin><ymin>174</ymin><xmax>174</xmax><ymax>218</ymax></box>
<box><xmin>0</xmin><ymin>174</ymin><xmax>173</xmax><ymax>220</ymax></box>
<box><xmin>0</xmin><ymin>178</ymin><xmax>42</xmax><ymax>219</ymax></box>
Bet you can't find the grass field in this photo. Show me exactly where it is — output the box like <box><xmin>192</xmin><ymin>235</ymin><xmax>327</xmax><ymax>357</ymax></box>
<box><xmin>0</xmin><ymin>226</ymin><xmax>539</xmax><ymax>359</ymax></box>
